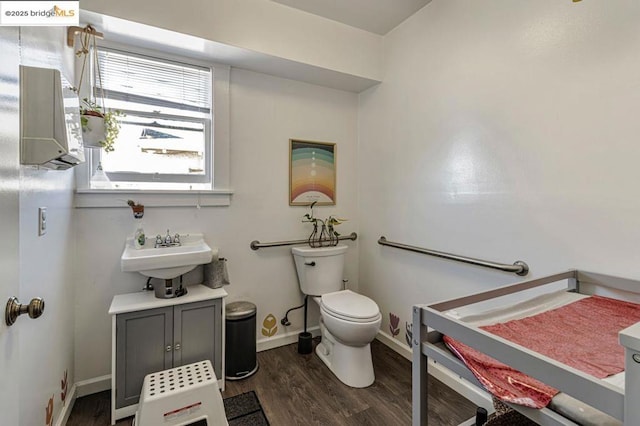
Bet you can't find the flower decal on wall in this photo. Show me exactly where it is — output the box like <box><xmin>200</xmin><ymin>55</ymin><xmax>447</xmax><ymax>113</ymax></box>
<box><xmin>61</xmin><ymin>370</ymin><xmax>68</xmax><ymax>403</ymax></box>
<box><xmin>405</xmin><ymin>322</ymin><xmax>413</xmax><ymax>347</ymax></box>
<box><xmin>389</xmin><ymin>312</ymin><xmax>400</xmax><ymax>337</ymax></box>
<box><xmin>45</xmin><ymin>395</ymin><xmax>54</xmax><ymax>426</ymax></box>
<box><xmin>261</xmin><ymin>313</ymin><xmax>278</xmax><ymax>337</ymax></box>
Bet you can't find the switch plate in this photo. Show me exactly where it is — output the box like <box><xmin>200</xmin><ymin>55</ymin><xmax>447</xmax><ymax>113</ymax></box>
<box><xmin>38</xmin><ymin>207</ymin><xmax>47</xmax><ymax>236</ymax></box>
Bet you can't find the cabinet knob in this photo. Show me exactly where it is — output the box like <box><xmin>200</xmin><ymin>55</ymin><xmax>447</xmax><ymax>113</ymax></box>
<box><xmin>174</xmin><ymin>343</ymin><xmax>181</xmax><ymax>351</ymax></box>
<box><xmin>166</xmin><ymin>345</ymin><xmax>172</xmax><ymax>352</ymax></box>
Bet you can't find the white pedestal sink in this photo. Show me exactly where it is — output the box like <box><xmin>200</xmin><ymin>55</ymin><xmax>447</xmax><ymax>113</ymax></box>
<box><xmin>121</xmin><ymin>233</ymin><xmax>217</xmax><ymax>297</ymax></box>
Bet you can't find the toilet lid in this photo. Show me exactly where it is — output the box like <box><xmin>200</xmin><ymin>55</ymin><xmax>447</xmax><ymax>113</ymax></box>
<box><xmin>321</xmin><ymin>290</ymin><xmax>379</xmax><ymax>320</ymax></box>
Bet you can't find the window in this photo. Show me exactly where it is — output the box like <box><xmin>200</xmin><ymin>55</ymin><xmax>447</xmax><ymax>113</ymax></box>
<box><xmin>90</xmin><ymin>47</ymin><xmax>214</xmax><ymax>190</ymax></box>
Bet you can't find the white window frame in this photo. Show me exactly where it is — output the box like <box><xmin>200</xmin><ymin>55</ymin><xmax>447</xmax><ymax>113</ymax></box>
<box><xmin>75</xmin><ymin>40</ymin><xmax>231</xmax><ymax>207</ymax></box>
<box><xmin>93</xmin><ymin>46</ymin><xmax>214</xmax><ymax>186</ymax></box>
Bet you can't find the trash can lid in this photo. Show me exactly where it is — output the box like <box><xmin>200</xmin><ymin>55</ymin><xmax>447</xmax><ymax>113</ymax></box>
<box><xmin>226</xmin><ymin>301</ymin><xmax>257</xmax><ymax>320</ymax></box>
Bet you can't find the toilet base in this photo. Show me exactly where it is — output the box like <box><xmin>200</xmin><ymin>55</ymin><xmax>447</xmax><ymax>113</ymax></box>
<box><xmin>315</xmin><ymin>326</ymin><xmax>375</xmax><ymax>388</ymax></box>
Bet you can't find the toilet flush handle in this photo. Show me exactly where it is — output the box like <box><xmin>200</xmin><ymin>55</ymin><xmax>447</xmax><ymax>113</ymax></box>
<box><xmin>304</xmin><ymin>261</ymin><xmax>316</xmax><ymax>266</ymax></box>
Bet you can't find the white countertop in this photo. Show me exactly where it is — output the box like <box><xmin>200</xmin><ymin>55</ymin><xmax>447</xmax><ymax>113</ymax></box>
<box><xmin>109</xmin><ymin>285</ymin><xmax>228</xmax><ymax>315</ymax></box>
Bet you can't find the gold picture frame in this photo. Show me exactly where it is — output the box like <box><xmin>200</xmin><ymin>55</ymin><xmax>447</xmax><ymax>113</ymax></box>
<box><xmin>289</xmin><ymin>139</ymin><xmax>336</xmax><ymax>206</ymax></box>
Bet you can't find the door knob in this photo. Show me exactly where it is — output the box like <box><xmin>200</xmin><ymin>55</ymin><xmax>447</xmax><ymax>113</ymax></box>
<box><xmin>5</xmin><ymin>296</ymin><xmax>45</xmax><ymax>326</ymax></box>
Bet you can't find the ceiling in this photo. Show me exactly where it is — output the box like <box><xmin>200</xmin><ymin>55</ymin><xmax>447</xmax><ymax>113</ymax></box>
<box><xmin>269</xmin><ymin>0</ymin><xmax>432</xmax><ymax>35</ymax></box>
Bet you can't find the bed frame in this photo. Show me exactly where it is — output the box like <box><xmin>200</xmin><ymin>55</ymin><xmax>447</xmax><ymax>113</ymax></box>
<box><xmin>412</xmin><ymin>269</ymin><xmax>640</xmax><ymax>426</ymax></box>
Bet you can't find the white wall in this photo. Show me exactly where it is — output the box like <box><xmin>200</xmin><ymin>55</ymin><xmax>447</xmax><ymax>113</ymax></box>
<box><xmin>80</xmin><ymin>0</ymin><xmax>382</xmax><ymax>82</ymax></box>
<box><xmin>0</xmin><ymin>27</ymin><xmax>77</xmax><ymax>426</ymax></box>
<box><xmin>74</xmin><ymin>68</ymin><xmax>359</xmax><ymax>381</ymax></box>
<box><xmin>358</xmin><ymin>0</ymin><xmax>640</xmax><ymax>346</ymax></box>
<box><xmin>19</xmin><ymin>26</ymin><xmax>77</xmax><ymax>426</ymax></box>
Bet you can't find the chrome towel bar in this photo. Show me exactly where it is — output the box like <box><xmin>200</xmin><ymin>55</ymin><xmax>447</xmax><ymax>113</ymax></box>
<box><xmin>250</xmin><ymin>232</ymin><xmax>358</xmax><ymax>250</ymax></box>
<box><xmin>377</xmin><ymin>236</ymin><xmax>529</xmax><ymax>276</ymax></box>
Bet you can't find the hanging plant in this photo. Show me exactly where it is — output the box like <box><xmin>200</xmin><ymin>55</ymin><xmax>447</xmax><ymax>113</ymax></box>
<box><xmin>74</xmin><ymin>25</ymin><xmax>123</xmax><ymax>152</ymax></box>
<box><xmin>79</xmin><ymin>98</ymin><xmax>122</xmax><ymax>152</ymax></box>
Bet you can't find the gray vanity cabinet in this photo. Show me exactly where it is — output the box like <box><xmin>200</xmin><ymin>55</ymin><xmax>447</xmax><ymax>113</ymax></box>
<box><xmin>115</xmin><ymin>306</ymin><xmax>173</xmax><ymax>410</ymax></box>
<box><xmin>173</xmin><ymin>300</ymin><xmax>220</xmax><ymax>367</ymax></box>
<box><xmin>114</xmin><ymin>299</ymin><xmax>222</xmax><ymax>411</ymax></box>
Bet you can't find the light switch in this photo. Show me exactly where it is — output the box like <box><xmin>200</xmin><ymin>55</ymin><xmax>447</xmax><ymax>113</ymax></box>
<box><xmin>38</xmin><ymin>207</ymin><xmax>47</xmax><ymax>236</ymax></box>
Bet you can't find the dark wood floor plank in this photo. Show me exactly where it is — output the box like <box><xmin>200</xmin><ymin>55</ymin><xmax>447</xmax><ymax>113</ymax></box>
<box><xmin>66</xmin><ymin>390</ymin><xmax>131</xmax><ymax>426</ymax></box>
<box><xmin>67</xmin><ymin>339</ymin><xmax>477</xmax><ymax>425</ymax></box>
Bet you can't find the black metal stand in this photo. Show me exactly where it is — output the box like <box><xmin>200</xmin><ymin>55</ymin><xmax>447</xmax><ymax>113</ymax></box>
<box><xmin>475</xmin><ymin>407</ymin><xmax>488</xmax><ymax>426</ymax></box>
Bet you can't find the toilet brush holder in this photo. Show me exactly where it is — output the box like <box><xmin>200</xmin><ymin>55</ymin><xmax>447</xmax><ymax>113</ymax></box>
<box><xmin>298</xmin><ymin>332</ymin><xmax>312</xmax><ymax>354</ymax></box>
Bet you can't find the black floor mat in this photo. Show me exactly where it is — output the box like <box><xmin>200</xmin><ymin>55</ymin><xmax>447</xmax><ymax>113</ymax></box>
<box><xmin>223</xmin><ymin>391</ymin><xmax>269</xmax><ymax>425</ymax></box>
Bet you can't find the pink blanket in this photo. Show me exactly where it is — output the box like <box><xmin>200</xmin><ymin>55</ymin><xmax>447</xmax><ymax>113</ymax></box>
<box><xmin>444</xmin><ymin>295</ymin><xmax>640</xmax><ymax>408</ymax></box>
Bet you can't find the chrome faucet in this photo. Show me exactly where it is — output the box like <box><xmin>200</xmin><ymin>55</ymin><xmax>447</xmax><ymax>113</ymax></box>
<box><xmin>154</xmin><ymin>230</ymin><xmax>182</xmax><ymax>248</ymax></box>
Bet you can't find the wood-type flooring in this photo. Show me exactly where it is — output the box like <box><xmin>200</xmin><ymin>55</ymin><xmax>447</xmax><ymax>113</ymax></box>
<box><xmin>67</xmin><ymin>339</ymin><xmax>476</xmax><ymax>425</ymax></box>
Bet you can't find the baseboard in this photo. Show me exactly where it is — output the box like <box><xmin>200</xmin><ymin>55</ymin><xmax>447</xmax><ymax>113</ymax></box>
<box><xmin>375</xmin><ymin>330</ymin><xmax>412</xmax><ymax>361</ymax></box>
<box><xmin>257</xmin><ymin>326</ymin><xmax>320</xmax><ymax>352</ymax></box>
<box><xmin>375</xmin><ymin>331</ymin><xmax>492</xmax><ymax>411</ymax></box>
<box><xmin>55</xmin><ymin>383</ymin><xmax>77</xmax><ymax>426</ymax></box>
<box><xmin>75</xmin><ymin>374</ymin><xmax>111</xmax><ymax>398</ymax></box>
<box><xmin>67</xmin><ymin>330</ymin><xmax>320</xmax><ymax>397</ymax></box>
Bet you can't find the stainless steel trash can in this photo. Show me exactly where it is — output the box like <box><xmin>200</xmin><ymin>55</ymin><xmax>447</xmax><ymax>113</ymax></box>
<box><xmin>225</xmin><ymin>301</ymin><xmax>258</xmax><ymax>380</ymax></box>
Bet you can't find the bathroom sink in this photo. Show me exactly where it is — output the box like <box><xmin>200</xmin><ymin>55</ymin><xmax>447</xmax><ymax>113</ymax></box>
<box><xmin>121</xmin><ymin>233</ymin><xmax>216</xmax><ymax>279</ymax></box>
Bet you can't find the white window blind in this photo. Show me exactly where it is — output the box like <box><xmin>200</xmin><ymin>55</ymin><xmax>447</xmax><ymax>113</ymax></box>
<box><xmin>95</xmin><ymin>49</ymin><xmax>211</xmax><ymax>114</ymax></box>
<box><xmin>90</xmin><ymin>47</ymin><xmax>214</xmax><ymax>189</ymax></box>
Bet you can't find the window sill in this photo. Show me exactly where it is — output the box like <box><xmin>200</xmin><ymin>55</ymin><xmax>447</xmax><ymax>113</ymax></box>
<box><xmin>74</xmin><ymin>189</ymin><xmax>233</xmax><ymax>208</ymax></box>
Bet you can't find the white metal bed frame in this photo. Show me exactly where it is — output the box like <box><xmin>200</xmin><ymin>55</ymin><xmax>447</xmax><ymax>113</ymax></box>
<box><xmin>412</xmin><ymin>269</ymin><xmax>640</xmax><ymax>425</ymax></box>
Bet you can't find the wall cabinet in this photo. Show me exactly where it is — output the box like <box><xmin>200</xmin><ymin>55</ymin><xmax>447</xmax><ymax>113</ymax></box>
<box><xmin>109</xmin><ymin>285</ymin><xmax>227</xmax><ymax>424</ymax></box>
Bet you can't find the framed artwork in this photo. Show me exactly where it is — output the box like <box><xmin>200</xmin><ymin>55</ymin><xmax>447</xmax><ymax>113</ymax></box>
<box><xmin>289</xmin><ymin>139</ymin><xmax>336</xmax><ymax>206</ymax></box>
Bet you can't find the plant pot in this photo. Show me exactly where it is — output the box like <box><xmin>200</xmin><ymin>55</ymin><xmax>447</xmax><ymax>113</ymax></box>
<box><xmin>82</xmin><ymin>115</ymin><xmax>106</xmax><ymax>149</ymax></box>
<box><xmin>131</xmin><ymin>205</ymin><xmax>144</xmax><ymax>218</ymax></box>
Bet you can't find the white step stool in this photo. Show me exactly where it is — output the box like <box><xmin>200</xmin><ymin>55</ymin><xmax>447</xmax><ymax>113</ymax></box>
<box><xmin>134</xmin><ymin>360</ymin><xmax>228</xmax><ymax>426</ymax></box>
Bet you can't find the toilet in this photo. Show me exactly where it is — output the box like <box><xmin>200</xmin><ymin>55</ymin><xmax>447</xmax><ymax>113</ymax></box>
<box><xmin>292</xmin><ymin>244</ymin><xmax>381</xmax><ymax>388</ymax></box>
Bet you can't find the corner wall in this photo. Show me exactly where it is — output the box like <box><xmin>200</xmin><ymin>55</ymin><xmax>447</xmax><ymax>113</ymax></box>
<box><xmin>358</xmin><ymin>0</ymin><xmax>640</xmax><ymax>347</ymax></box>
<box><xmin>74</xmin><ymin>68</ymin><xmax>359</xmax><ymax>382</ymax></box>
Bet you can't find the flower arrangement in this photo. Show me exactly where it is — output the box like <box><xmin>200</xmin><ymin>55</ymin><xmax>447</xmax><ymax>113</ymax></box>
<box><xmin>302</xmin><ymin>201</ymin><xmax>346</xmax><ymax>248</ymax></box>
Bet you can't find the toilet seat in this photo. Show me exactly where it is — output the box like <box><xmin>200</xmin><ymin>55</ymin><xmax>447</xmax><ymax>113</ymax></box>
<box><xmin>321</xmin><ymin>290</ymin><xmax>380</xmax><ymax>323</ymax></box>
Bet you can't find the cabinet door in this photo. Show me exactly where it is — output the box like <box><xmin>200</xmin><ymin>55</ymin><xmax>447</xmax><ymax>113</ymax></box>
<box><xmin>173</xmin><ymin>299</ymin><xmax>221</xmax><ymax>378</ymax></box>
<box><xmin>115</xmin><ymin>306</ymin><xmax>173</xmax><ymax>409</ymax></box>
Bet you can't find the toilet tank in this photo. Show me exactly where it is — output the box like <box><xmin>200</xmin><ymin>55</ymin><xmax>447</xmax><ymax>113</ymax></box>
<box><xmin>292</xmin><ymin>245</ymin><xmax>347</xmax><ymax>296</ymax></box>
